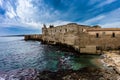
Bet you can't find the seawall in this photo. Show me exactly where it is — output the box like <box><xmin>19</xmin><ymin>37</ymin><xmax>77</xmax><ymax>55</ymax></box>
<box><xmin>24</xmin><ymin>34</ymin><xmax>100</xmax><ymax>54</ymax></box>
<box><xmin>24</xmin><ymin>23</ymin><xmax>120</xmax><ymax>54</ymax></box>
<box><xmin>24</xmin><ymin>34</ymin><xmax>42</xmax><ymax>41</ymax></box>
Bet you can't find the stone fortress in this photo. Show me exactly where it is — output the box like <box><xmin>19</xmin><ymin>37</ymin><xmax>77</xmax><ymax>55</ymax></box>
<box><xmin>41</xmin><ymin>23</ymin><xmax>120</xmax><ymax>54</ymax></box>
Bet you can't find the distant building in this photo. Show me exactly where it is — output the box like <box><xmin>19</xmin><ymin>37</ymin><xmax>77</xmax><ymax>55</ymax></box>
<box><xmin>42</xmin><ymin>23</ymin><xmax>120</xmax><ymax>54</ymax></box>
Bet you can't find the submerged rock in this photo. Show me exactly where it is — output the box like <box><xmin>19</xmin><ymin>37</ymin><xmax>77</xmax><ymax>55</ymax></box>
<box><xmin>0</xmin><ymin>68</ymin><xmax>39</xmax><ymax>80</ymax></box>
<box><xmin>0</xmin><ymin>67</ymin><xmax>119</xmax><ymax>80</ymax></box>
<box><xmin>0</xmin><ymin>51</ymin><xmax>120</xmax><ymax>80</ymax></box>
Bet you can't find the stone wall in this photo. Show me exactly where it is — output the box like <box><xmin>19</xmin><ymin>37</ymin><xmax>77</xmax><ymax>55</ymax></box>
<box><xmin>86</xmin><ymin>28</ymin><xmax>120</xmax><ymax>50</ymax></box>
<box><xmin>42</xmin><ymin>23</ymin><xmax>95</xmax><ymax>54</ymax></box>
<box><xmin>41</xmin><ymin>23</ymin><xmax>120</xmax><ymax>54</ymax></box>
<box><xmin>24</xmin><ymin>34</ymin><xmax>42</xmax><ymax>41</ymax></box>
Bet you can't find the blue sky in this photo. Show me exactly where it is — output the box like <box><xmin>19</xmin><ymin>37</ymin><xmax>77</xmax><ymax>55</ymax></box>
<box><xmin>0</xmin><ymin>0</ymin><xmax>120</xmax><ymax>35</ymax></box>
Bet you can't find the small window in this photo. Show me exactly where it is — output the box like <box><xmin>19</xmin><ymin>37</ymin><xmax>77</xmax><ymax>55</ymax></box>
<box><xmin>112</xmin><ymin>33</ymin><xmax>115</xmax><ymax>37</ymax></box>
<box><xmin>60</xmin><ymin>29</ymin><xmax>61</xmax><ymax>32</ymax></box>
<box><xmin>102</xmin><ymin>32</ymin><xmax>105</xmax><ymax>35</ymax></box>
<box><xmin>65</xmin><ymin>29</ymin><xmax>67</xmax><ymax>32</ymax></box>
<box><xmin>82</xmin><ymin>28</ymin><xmax>83</xmax><ymax>32</ymax></box>
<box><xmin>96</xmin><ymin>33</ymin><xmax>99</xmax><ymax>38</ymax></box>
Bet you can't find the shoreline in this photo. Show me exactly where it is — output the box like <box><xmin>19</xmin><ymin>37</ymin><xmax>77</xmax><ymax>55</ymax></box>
<box><xmin>37</xmin><ymin>51</ymin><xmax>120</xmax><ymax>80</ymax></box>
<box><xmin>101</xmin><ymin>51</ymin><xmax>120</xmax><ymax>75</ymax></box>
<box><xmin>0</xmin><ymin>51</ymin><xmax>119</xmax><ymax>80</ymax></box>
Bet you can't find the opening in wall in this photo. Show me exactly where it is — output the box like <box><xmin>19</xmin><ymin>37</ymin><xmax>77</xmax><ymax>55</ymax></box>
<box><xmin>65</xmin><ymin>29</ymin><xmax>67</xmax><ymax>32</ymax></box>
<box><xmin>60</xmin><ymin>29</ymin><xmax>61</xmax><ymax>32</ymax></box>
<box><xmin>102</xmin><ymin>32</ymin><xmax>105</xmax><ymax>35</ymax></box>
<box><xmin>96</xmin><ymin>33</ymin><xmax>99</xmax><ymax>38</ymax></box>
<box><xmin>112</xmin><ymin>32</ymin><xmax>115</xmax><ymax>37</ymax></box>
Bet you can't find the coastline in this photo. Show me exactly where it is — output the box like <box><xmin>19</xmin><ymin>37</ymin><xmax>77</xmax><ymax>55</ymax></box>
<box><xmin>101</xmin><ymin>51</ymin><xmax>120</xmax><ymax>75</ymax></box>
<box><xmin>37</xmin><ymin>51</ymin><xmax>120</xmax><ymax>80</ymax></box>
<box><xmin>0</xmin><ymin>51</ymin><xmax>120</xmax><ymax>80</ymax></box>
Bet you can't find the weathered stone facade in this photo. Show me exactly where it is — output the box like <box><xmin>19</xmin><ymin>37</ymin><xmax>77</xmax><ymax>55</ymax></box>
<box><xmin>25</xmin><ymin>34</ymin><xmax>42</xmax><ymax>41</ymax></box>
<box><xmin>41</xmin><ymin>23</ymin><xmax>120</xmax><ymax>54</ymax></box>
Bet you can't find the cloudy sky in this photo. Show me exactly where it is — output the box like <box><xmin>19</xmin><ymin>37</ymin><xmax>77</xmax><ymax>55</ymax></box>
<box><xmin>0</xmin><ymin>0</ymin><xmax>120</xmax><ymax>35</ymax></box>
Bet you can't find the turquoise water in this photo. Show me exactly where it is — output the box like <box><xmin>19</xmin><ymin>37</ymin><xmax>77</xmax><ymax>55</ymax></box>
<box><xmin>0</xmin><ymin>37</ymin><xmax>100</xmax><ymax>72</ymax></box>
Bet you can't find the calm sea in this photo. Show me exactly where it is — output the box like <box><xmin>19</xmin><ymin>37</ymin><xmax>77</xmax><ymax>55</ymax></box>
<box><xmin>0</xmin><ymin>36</ymin><xmax>100</xmax><ymax>72</ymax></box>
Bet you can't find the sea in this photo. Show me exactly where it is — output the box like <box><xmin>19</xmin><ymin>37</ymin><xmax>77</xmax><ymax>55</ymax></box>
<box><xmin>0</xmin><ymin>36</ymin><xmax>100</xmax><ymax>72</ymax></box>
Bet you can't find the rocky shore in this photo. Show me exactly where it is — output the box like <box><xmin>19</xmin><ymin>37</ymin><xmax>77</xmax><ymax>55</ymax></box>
<box><xmin>37</xmin><ymin>51</ymin><xmax>120</xmax><ymax>80</ymax></box>
<box><xmin>0</xmin><ymin>67</ymin><xmax>119</xmax><ymax>80</ymax></box>
<box><xmin>0</xmin><ymin>51</ymin><xmax>120</xmax><ymax>80</ymax></box>
<box><xmin>101</xmin><ymin>51</ymin><xmax>120</xmax><ymax>76</ymax></box>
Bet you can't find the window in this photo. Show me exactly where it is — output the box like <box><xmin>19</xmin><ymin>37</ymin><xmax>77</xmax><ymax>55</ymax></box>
<box><xmin>96</xmin><ymin>33</ymin><xmax>99</xmax><ymax>38</ymax></box>
<box><xmin>102</xmin><ymin>32</ymin><xmax>105</xmax><ymax>35</ymax></box>
<box><xmin>82</xmin><ymin>28</ymin><xmax>83</xmax><ymax>32</ymax></box>
<box><xmin>60</xmin><ymin>29</ymin><xmax>61</xmax><ymax>32</ymax></box>
<box><xmin>112</xmin><ymin>33</ymin><xmax>115</xmax><ymax>37</ymax></box>
<box><xmin>65</xmin><ymin>29</ymin><xmax>67</xmax><ymax>32</ymax></box>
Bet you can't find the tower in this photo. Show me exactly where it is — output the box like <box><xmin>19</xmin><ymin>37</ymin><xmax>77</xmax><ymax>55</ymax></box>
<box><xmin>42</xmin><ymin>24</ymin><xmax>47</xmax><ymax>35</ymax></box>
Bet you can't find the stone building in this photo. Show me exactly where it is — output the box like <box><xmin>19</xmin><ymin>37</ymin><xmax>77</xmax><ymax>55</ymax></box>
<box><xmin>42</xmin><ymin>23</ymin><xmax>120</xmax><ymax>54</ymax></box>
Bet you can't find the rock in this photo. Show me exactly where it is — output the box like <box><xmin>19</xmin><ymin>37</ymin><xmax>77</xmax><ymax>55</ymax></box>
<box><xmin>0</xmin><ymin>71</ymin><xmax>7</xmax><ymax>80</ymax></box>
<box><xmin>98</xmin><ymin>77</ymin><xmax>105</xmax><ymax>80</ymax></box>
<box><xmin>0</xmin><ymin>51</ymin><xmax>120</xmax><ymax>80</ymax></box>
<box><xmin>0</xmin><ymin>68</ymin><xmax>40</xmax><ymax>80</ymax></box>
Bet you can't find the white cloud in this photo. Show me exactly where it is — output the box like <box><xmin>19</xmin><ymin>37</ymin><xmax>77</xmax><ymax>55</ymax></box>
<box><xmin>83</xmin><ymin>15</ymin><xmax>105</xmax><ymax>24</ymax></box>
<box><xmin>16</xmin><ymin>0</ymin><xmax>37</xmax><ymax>22</ymax></box>
<box><xmin>88</xmin><ymin>0</ymin><xmax>117</xmax><ymax>13</ymax></box>
<box><xmin>45</xmin><ymin>20</ymin><xmax>72</xmax><ymax>27</ymax></box>
<box><xmin>0</xmin><ymin>0</ymin><xmax>44</xmax><ymax>28</ymax></box>
<box><xmin>84</xmin><ymin>8</ymin><xmax>120</xmax><ymax>28</ymax></box>
<box><xmin>0</xmin><ymin>0</ymin><xmax>70</xmax><ymax>30</ymax></box>
<box><xmin>0</xmin><ymin>0</ymin><xmax>119</xmax><ymax>30</ymax></box>
<box><xmin>0</xmin><ymin>0</ymin><xmax>61</xmax><ymax>29</ymax></box>
<box><xmin>89</xmin><ymin>0</ymin><xmax>101</xmax><ymax>5</ymax></box>
<box><xmin>0</xmin><ymin>0</ymin><xmax>3</xmax><ymax>6</ymax></box>
<box><xmin>101</xmin><ymin>22</ymin><xmax>120</xmax><ymax>28</ymax></box>
<box><xmin>6</xmin><ymin>2</ymin><xmax>17</xmax><ymax>19</ymax></box>
<box><xmin>97</xmin><ymin>0</ymin><xmax>116</xmax><ymax>7</ymax></box>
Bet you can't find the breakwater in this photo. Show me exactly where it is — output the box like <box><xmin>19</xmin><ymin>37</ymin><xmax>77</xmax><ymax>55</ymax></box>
<box><xmin>24</xmin><ymin>34</ymin><xmax>99</xmax><ymax>54</ymax></box>
<box><xmin>24</xmin><ymin>23</ymin><xmax>120</xmax><ymax>54</ymax></box>
<box><xmin>24</xmin><ymin>34</ymin><xmax>42</xmax><ymax>41</ymax></box>
<box><xmin>0</xmin><ymin>36</ymin><xmax>120</xmax><ymax>80</ymax></box>
<box><xmin>24</xmin><ymin>34</ymin><xmax>80</xmax><ymax>54</ymax></box>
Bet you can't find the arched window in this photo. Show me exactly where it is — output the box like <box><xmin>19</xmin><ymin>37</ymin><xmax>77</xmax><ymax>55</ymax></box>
<box><xmin>96</xmin><ymin>33</ymin><xmax>99</xmax><ymax>38</ymax></box>
<box><xmin>112</xmin><ymin>33</ymin><xmax>115</xmax><ymax>37</ymax></box>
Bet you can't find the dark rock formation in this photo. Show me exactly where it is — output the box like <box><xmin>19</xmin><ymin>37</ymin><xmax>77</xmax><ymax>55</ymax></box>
<box><xmin>0</xmin><ymin>68</ymin><xmax>39</xmax><ymax>80</ymax></box>
<box><xmin>0</xmin><ymin>67</ymin><xmax>119</xmax><ymax>80</ymax></box>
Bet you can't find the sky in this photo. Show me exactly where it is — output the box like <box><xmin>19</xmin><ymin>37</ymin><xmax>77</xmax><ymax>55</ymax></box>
<box><xmin>0</xmin><ymin>0</ymin><xmax>120</xmax><ymax>35</ymax></box>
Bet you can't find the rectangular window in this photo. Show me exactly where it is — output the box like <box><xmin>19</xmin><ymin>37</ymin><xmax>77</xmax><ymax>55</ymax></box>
<box><xmin>112</xmin><ymin>33</ymin><xmax>115</xmax><ymax>37</ymax></box>
<box><xmin>96</xmin><ymin>33</ymin><xmax>99</xmax><ymax>38</ymax></box>
<box><xmin>102</xmin><ymin>32</ymin><xmax>105</xmax><ymax>35</ymax></box>
<box><xmin>65</xmin><ymin>29</ymin><xmax>67</xmax><ymax>32</ymax></box>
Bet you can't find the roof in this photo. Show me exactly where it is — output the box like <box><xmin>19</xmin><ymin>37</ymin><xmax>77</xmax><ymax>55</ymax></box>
<box><xmin>87</xmin><ymin>28</ymin><xmax>120</xmax><ymax>31</ymax></box>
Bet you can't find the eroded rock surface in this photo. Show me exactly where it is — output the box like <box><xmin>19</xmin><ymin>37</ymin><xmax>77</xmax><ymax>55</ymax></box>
<box><xmin>0</xmin><ymin>51</ymin><xmax>120</xmax><ymax>80</ymax></box>
<box><xmin>0</xmin><ymin>68</ymin><xmax>39</xmax><ymax>80</ymax></box>
<box><xmin>102</xmin><ymin>51</ymin><xmax>120</xmax><ymax>75</ymax></box>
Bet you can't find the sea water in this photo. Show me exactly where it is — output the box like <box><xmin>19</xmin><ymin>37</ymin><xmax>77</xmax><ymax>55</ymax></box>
<box><xmin>0</xmin><ymin>36</ymin><xmax>100</xmax><ymax>72</ymax></box>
